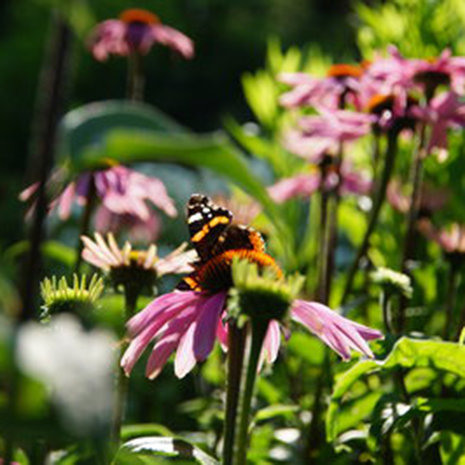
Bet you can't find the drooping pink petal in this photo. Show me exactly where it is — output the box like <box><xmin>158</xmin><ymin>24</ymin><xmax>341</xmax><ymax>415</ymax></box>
<box><xmin>263</xmin><ymin>320</ymin><xmax>281</xmax><ymax>364</ymax></box>
<box><xmin>291</xmin><ymin>300</ymin><xmax>382</xmax><ymax>360</ymax></box>
<box><xmin>151</xmin><ymin>24</ymin><xmax>194</xmax><ymax>59</ymax></box>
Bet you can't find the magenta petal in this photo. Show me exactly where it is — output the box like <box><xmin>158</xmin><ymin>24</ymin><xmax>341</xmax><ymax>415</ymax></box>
<box><xmin>127</xmin><ymin>292</ymin><xmax>194</xmax><ymax>336</ymax></box>
<box><xmin>145</xmin><ymin>333</ymin><xmax>181</xmax><ymax>379</ymax></box>
<box><xmin>193</xmin><ymin>292</ymin><xmax>227</xmax><ymax>361</ymax></box>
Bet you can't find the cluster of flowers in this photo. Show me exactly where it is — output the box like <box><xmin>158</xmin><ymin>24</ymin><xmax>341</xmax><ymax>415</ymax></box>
<box><xmin>270</xmin><ymin>47</ymin><xmax>465</xmax><ymax>207</ymax></box>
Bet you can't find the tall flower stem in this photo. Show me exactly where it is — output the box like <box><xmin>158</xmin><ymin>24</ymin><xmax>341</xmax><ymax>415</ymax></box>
<box><xmin>222</xmin><ymin>322</ymin><xmax>247</xmax><ymax>465</ymax></box>
<box><xmin>443</xmin><ymin>260</ymin><xmax>459</xmax><ymax>340</ymax></box>
<box><xmin>381</xmin><ymin>290</ymin><xmax>393</xmax><ymax>334</ymax></box>
<box><xmin>342</xmin><ymin>133</ymin><xmax>398</xmax><ymax>304</ymax></box>
<box><xmin>127</xmin><ymin>52</ymin><xmax>144</xmax><ymax>102</ymax></box>
<box><xmin>398</xmin><ymin>123</ymin><xmax>427</xmax><ymax>332</ymax></box>
<box><xmin>111</xmin><ymin>288</ymin><xmax>139</xmax><ymax>445</ymax></box>
<box><xmin>324</xmin><ymin>145</ymin><xmax>344</xmax><ymax>304</ymax></box>
<box><xmin>232</xmin><ymin>320</ymin><xmax>268</xmax><ymax>465</ymax></box>
<box><xmin>316</xmin><ymin>189</ymin><xmax>329</xmax><ymax>302</ymax></box>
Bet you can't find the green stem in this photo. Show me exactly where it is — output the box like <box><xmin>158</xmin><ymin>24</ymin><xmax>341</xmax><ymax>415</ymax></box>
<box><xmin>127</xmin><ymin>52</ymin><xmax>144</xmax><ymax>102</ymax></box>
<box><xmin>341</xmin><ymin>133</ymin><xmax>398</xmax><ymax>304</ymax></box>
<box><xmin>222</xmin><ymin>322</ymin><xmax>247</xmax><ymax>465</ymax></box>
<box><xmin>233</xmin><ymin>320</ymin><xmax>268</xmax><ymax>465</ymax></box>
<box><xmin>381</xmin><ymin>290</ymin><xmax>393</xmax><ymax>334</ymax></box>
<box><xmin>111</xmin><ymin>289</ymin><xmax>139</xmax><ymax>446</ymax></box>
<box><xmin>316</xmin><ymin>187</ymin><xmax>329</xmax><ymax>302</ymax></box>
<box><xmin>398</xmin><ymin>123</ymin><xmax>427</xmax><ymax>332</ymax></box>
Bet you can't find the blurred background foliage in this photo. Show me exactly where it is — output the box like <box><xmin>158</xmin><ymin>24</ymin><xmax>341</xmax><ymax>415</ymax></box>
<box><xmin>2</xmin><ymin>0</ymin><xmax>465</xmax><ymax>463</ymax></box>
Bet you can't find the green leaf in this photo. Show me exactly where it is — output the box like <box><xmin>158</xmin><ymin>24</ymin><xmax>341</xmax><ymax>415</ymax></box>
<box><xmin>115</xmin><ymin>437</ymin><xmax>219</xmax><ymax>465</ymax></box>
<box><xmin>440</xmin><ymin>432</ymin><xmax>465</xmax><ymax>465</ymax></box>
<box><xmin>4</xmin><ymin>240</ymin><xmax>76</xmax><ymax>268</ymax></box>
<box><xmin>254</xmin><ymin>404</ymin><xmax>299</xmax><ymax>423</ymax></box>
<box><xmin>327</xmin><ymin>337</ymin><xmax>465</xmax><ymax>441</ymax></box>
<box><xmin>121</xmin><ymin>424</ymin><xmax>174</xmax><ymax>442</ymax></box>
<box><xmin>58</xmin><ymin>100</ymin><xmax>187</xmax><ymax>161</ymax></box>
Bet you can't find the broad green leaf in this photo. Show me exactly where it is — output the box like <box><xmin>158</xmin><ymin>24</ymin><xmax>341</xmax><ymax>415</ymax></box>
<box><xmin>4</xmin><ymin>240</ymin><xmax>76</xmax><ymax>268</ymax></box>
<box><xmin>58</xmin><ymin>100</ymin><xmax>187</xmax><ymax>162</ymax></box>
<box><xmin>327</xmin><ymin>337</ymin><xmax>465</xmax><ymax>441</ymax></box>
<box><xmin>115</xmin><ymin>437</ymin><xmax>218</xmax><ymax>465</ymax></box>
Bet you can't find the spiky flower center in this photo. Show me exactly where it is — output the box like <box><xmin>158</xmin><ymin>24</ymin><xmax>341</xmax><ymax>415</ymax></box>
<box><xmin>119</xmin><ymin>8</ymin><xmax>160</xmax><ymax>25</ymax></box>
<box><xmin>194</xmin><ymin>249</ymin><xmax>282</xmax><ymax>293</ymax></box>
<box><xmin>327</xmin><ymin>64</ymin><xmax>363</xmax><ymax>79</ymax></box>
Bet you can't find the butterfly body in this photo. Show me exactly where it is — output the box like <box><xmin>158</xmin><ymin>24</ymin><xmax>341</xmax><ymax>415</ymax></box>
<box><xmin>177</xmin><ymin>194</ymin><xmax>275</xmax><ymax>292</ymax></box>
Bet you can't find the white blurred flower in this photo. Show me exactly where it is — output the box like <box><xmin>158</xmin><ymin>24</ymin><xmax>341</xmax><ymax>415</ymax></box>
<box><xmin>16</xmin><ymin>315</ymin><xmax>116</xmax><ymax>436</ymax></box>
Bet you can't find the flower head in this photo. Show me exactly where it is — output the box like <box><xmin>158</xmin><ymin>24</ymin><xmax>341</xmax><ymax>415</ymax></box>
<box><xmin>121</xmin><ymin>194</ymin><xmax>382</xmax><ymax>379</ymax></box>
<box><xmin>88</xmin><ymin>8</ymin><xmax>194</xmax><ymax>61</ymax></box>
<box><xmin>370</xmin><ymin>267</ymin><xmax>413</xmax><ymax>298</ymax></box>
<box><xmin>418</xmin><ymin>219</ymin><xmax>465</xmax><ymax>262</ymax></box>
<box><xmin>21</xmin><ymin>165</ymin><xmax>177</xmax><ymax>231</ymax></box>
<box><xmin>284</xmin><ymin>108</ymin><xmax>374</xmax><ymax>162</ymax></box>
<box><xmin>81</xmin><ymin>233</ymin><xmax>195</xmax><ymax>294</ymax></box>
<box><xmin>40</xmin><ymin>274</ymin><xmax>104</xmax><ymax>318</ymax></box>
<box><xmin>387</xmin><ymin>180</ymin><xmax>449</xmax><ymax>217</ymax></box>
<box><xmin>268</xmin><ymin>162</ymin><xmax>372</xmax><ymax>204</ymax></box>
<box><xmin>410</xmin><ymin>91</ymin><xmax>465</xmax><ymax>160</ymax></box>
<box><xmin>279</xmin><ymin>63</ymin><xmax>363</xmax><ymax>110</ymax></box>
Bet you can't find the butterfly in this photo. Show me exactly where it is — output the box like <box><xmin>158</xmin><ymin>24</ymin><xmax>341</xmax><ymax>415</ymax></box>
<box><xmin>177</xmin><ymin>194</ymin><xmax>265</xmax><ymax>291</ymax></box>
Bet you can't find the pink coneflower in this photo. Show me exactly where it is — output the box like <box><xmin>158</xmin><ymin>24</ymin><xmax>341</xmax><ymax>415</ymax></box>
<box><xmin>94</xmin><ymin>205</ymin><xmax>162</xmax><ymax>243</ymax></box>
<box><xmin>88</xmin><ymin>8</ymin><xmax>194</xmax><ymax>61</ymax></box>
<box><xmin>21</xmin><ymin>165</ymin><xmax>177</xmax><ymax>223</ymax></box>
<box><xmin>418</xmin><ymin>220</ymin><xmax>465</xmax><ymax>256</ymax></box>
<box><xmin>410</xmin><ymin>91</ymin><xmax>465</xmax><ymax>160</ymax></box>
<box><xmin>268</xmin><ymin>163</ymin><xmax>372</xmax><ymax>204</ymax></box>
<box><xmin>284</xmin><ymin>108</ymin><xmax>375</xmax><ymax>162</ymax></box>
<box><xmin>121</xmin><ymin>195</ymin><xmax>382</xmax><ymax>379</ymax></box>
<box><xmin>279</xmin><ymin>63</ymin><xmax>364</xmax><ymax>110</ymax></box>
<box><xmin>387</xmin><ymin>180</ymin><xmax>449</xmax><ymax>217</ymax></box>
<box><xmin>412</xmin><ymin>49</ymin><xmax>465</xmax><ymax>97</ymax></box>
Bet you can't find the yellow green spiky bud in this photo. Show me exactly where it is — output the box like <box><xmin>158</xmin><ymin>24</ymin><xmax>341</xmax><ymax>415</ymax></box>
<box><xmin>40</xmin><ymin>274</ymin><xmax>104</xmax><ymax>318</ymax></box>
<box><xmin>229</xmin><ymin>258</ymin><xmax>303</xmax><ymax>324</ymax></box>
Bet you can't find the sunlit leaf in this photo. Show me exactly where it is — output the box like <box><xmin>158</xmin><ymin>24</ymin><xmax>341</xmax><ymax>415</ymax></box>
<box><xmin>115</xmin><ymin>437</ymin><xmax>218</xmax><ymax>465</ymax></box>
<box><xmin>327</xmin><ymin>337</ymin><xmax>465</xmax><ymax>441</ymax></box>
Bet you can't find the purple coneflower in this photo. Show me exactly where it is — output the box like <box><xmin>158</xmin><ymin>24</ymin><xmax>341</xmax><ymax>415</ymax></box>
<box><xmin>279</xmin><ymin>63</ymin><xmax>364</xmax><ymax>110</ymax></box>
<box><xmin>284</xmin><ymin>108</ymin><xmax>374</xmax><ymax>162</ymax></box>
<box><xmin>418</xmin><ymin>220</ymin><xmax>465</xmax><ymax>256</ymax></box>
<box><xmin>387</xmin><ymin>180</ymin><xmax>449</xmax><ymax>218</ymax></box>
<box><xmin>21</xmin><ymin>165</ymin><xmax>177</xmax><ymax>225</ymax></box>
<box><xmin>268</xmin><ymin>162</ymin><xmax>371</xmax><ymax>204</ymax></box>
<box><xmin>121</xmin><ymin>197</ymin><xmax>382</xmax><ymax>380</ymax></box>
<box><xmin>88</xmin><ymin>8</ymin><xmax>194</xmax><ymax>61</ymax></box>
<box><xmin>410</xmin><ymin>91</ymin><xmax>465</xmax><ymax>160</ymax></box>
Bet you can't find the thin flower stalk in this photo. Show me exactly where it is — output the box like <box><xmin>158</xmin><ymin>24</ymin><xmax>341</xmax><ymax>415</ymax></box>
<box><xmin>222</xmin><ymin>321</ymin><xmax>247</xmax><ymax>465</ymax></box>
<box><xmin>232</xmin><ymin>319</ymin><xmax>269</xmax><ymax>465</ymax></box>
<box><xmin>398</xmin><ymin>122</ymin><xmax>428</xmax><ymax>332</ymax></box>
<box><xmin>342</xmin><ymin>133</ymin><xmax>398</xmax><ymax>304</ymax></box>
